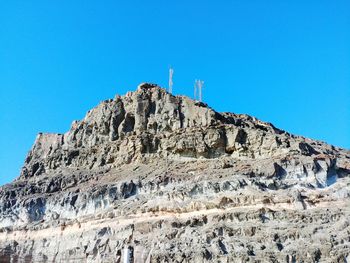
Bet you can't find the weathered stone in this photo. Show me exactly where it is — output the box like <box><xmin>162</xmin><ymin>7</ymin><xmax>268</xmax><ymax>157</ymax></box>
<box><xmin>0</xmin><ymin>83</ymin><xmax>349</xmax><ymax>262</ymax></box>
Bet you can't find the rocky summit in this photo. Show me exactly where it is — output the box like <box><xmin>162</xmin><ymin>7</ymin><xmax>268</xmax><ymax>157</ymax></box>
<box><xmin>0</xmin><ymin>83</ymin><xmax>349</xmax><ymax>263</ymax></box>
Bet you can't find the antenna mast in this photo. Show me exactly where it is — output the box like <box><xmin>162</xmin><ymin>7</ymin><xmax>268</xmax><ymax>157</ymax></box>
<box><xmin>194</xmin><ymin>80</ymin><xmax>197</xmax><ymax>100</ymax></box>
<box><xmin>168</xmin><ymin>67</ymin><xmax>174</xmax><ymax>93</ymax></box>
<box><xmin>195</xmin><ymin>79</ymin><xmax>204</xmax><ymax>102</ymax></box>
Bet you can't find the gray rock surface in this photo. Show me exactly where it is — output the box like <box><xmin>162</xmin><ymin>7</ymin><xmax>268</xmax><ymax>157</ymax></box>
<box><xmin>0</xmin><ymin>83</ymin><xmax>349</xmax><ymax>262</ymax></box>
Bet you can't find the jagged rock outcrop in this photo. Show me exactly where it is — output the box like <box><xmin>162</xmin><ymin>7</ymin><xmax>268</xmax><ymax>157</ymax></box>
<box><xmin>0</xmin><ymin>83</ymin><xmax>349</xmax><ymax>262</ymax></box>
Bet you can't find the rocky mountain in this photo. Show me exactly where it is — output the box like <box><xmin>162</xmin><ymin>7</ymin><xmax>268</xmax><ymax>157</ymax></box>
<box><xmin>0</xmin><ymin>83</ymin><xmax>349</xmax><ymax>262</ymax></box>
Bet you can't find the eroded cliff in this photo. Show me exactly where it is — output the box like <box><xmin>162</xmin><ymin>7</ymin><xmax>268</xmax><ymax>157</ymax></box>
<box><xmin>0</xmin><ymin>83</ymin><xmax>349</xmax><ymax>262</ymax></box>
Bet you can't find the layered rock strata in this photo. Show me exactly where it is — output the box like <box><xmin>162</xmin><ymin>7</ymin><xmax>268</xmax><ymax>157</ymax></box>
<box><xmin>0</xmin><ymin>83</ymin><xmax>349</xmax><ymax>262</ymax></box>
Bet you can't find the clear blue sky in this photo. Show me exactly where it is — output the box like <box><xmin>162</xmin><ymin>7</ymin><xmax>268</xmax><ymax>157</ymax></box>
<box><xmin>0</xmin><ymin>1</ymin><xmax>349</xmax><ymax>185</ymax></box>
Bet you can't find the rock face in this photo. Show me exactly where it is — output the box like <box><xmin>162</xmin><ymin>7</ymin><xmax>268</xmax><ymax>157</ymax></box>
<box><xmin>0</xmin><ymin>83</ymin><xmax>349</xmax><ymax>262</ymax></box>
